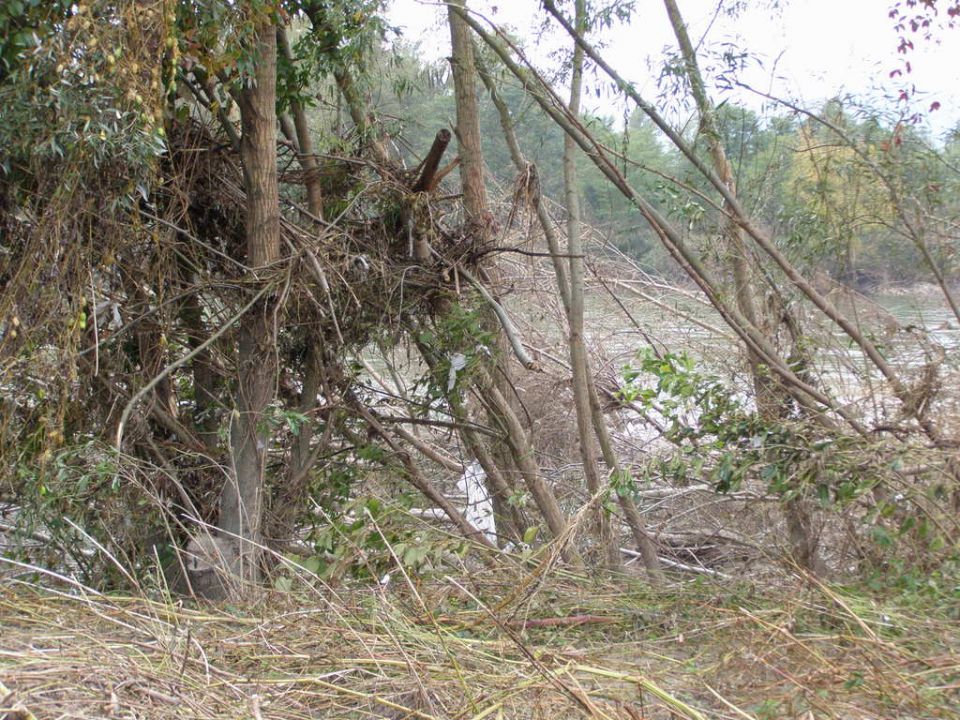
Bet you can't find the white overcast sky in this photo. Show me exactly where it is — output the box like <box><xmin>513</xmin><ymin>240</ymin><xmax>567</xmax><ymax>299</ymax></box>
<box><xmin>385</xmin><ymin>0</ymin><xmax>960</xmax><ymax>140</ymax></box>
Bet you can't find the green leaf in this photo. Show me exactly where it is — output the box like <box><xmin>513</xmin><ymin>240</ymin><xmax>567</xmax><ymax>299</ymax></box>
<box><xmin>274</xmin><ymin>575</ymin><xmax>293</xmax><ymax>592</ymax></box>
<box><xmin>817</xmin><ymin>484</ymin><xmax>830</xmax><ymax>506</ymax></box>
<box><xmin>299</xmin><ymin>556</ymin><xmax>322</xmax><ymax>574</ymax></box>
<box><xmin>870</xmin><ymin>525</ymin><xmax>893</xmax><ymax>548</ymax></box>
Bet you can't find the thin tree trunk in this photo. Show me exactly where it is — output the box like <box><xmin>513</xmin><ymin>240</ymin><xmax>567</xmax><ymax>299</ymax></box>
<box><xmin>662</xmin><ymin>0</ymin><xmax>823</xmax><ymax>573</ymax></box>
<box><xmin>563</xmin><ymin>0</ymin><xmax>619</xmax><ymax>570</ymax></box>
<box><xmin>468</xmin><ymin>434</ymin><xmax>526</xmax><ymax>543</ymax></box>
<box><xmin>277</xmin><ymin>27</ymin><xmax>324</xmax><ymax>221</ymax></box>
<box><xmin>484</xmin><ymin>381</ymin><xmax>582</xmax><ymax>565</ymax></box>
<box><xmin>302</xmin><ymin>3</ymin><xmax>389</xmax><ymax>165</ymax></box>
<box><xmin>177</xmin><ymin>263</ymin><xmax>222</xmax><ymax>448</ymax></box>
<box><xmin>348</xmin><ymin>396</ymin><xmax>498</xmax><ymax>551</ymax></box>
<box><xmin>451</xmin><ymin>396</ymin><xmax>527</xmax><ymax>544</ymax></box>
<box><xmin>585</xmin><ymin>374</ymin><xmax>662</xmax><ymax>579</ymax></box>
<box><xmin>333</xmin><ymin>65</ymin><xmax>390</xmax><ymax>165</ymax></box>
<box><xmin>270</xmin><ymin>337</ymin><xmax>326</xmax><ymax>542</ymax></box>
<box><xmin>448</xmin><ymin>1</ymin><xmax>570</xmax><ymax>555</ymax></box>
<box><xmin>447</xmin><ymin>0</ymin><xmax>489</xmax><ymax>225</ymax></box>
<box><xmin>478</xmin><ymin>47</ymin><xmax>661</xmax><ymax>578</ymax></box>
<box><xmin>218</xmin><ymin>20</ymin><xmax>281</xmax><ymax>587</ymax></box>
<box><xmin>661</xmin><ymin>0</ymin><xmax>777</xmax><ymax>414</ymax></box>
<box><xmin>276</xmin><ymin>25</ymin><xmax>328</xmax><ymax>543</ymax></box>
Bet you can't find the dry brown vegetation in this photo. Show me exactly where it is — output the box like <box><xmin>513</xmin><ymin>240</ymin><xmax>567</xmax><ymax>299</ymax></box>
<box><xmin>2</xmin><ymin>3</ymin><xmax>960</xmax><ymax>718</ymax></box>
<box><xmin>2</xmin><ymin>564</ymin><xmax>958</xmax><ymax>720</ymax></box>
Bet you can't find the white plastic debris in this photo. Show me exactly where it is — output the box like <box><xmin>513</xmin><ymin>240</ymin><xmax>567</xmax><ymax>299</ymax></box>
<box><xmin>447</xmin><ymin>352</ymin><xmax>467</xmax><ymax>391</ymax></box>
<box><xmin>456</xmin><ymin>461</ymin><xmax>497</xmax><ymax>544</ymax></box>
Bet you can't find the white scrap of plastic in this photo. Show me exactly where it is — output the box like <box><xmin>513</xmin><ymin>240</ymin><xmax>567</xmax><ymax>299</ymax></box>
<box><xmin>447</xmin><ymin>352</ymin><xmax>467</xmax><ymax>391</ymax></box>
<box><xmin>456</xmin><ymin>461</ymin><xmax>497</xmax><ymax>543</ymax></box>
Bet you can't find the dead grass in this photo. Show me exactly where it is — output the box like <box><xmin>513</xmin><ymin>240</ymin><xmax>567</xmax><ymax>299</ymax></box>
<box><xmin>1</xmin><ymin>563</ymin><xmax>957</xmax><ymax>720</ymax></box>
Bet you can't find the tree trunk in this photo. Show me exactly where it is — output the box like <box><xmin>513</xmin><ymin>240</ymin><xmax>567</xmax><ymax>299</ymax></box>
<box><xmin>484</xmin><ymin>381</ymin><xmax>582</xmax><ymax>565</ymax></box>
<box><xmin>478</xmin><ymin>43</ymin><xmax>661</xmax><ymax>579</ymax></box>
<box><xmin>447</xmin><ymin>0</ymin><xmax>489</xmax><ymax>225</ymax></box>
<box><xmin>277</xmin><ymin>27</ymin><xmax>324</xmax><ymax>221</ymax></box>
<box><xmin>563</xmin><ymin>0</ymin><xmax>620</xmax><ymax>570</ymax></box>
<box><xmin>217</xmin><ymin>19</ymin><xmax>281</xmax><ymax>588</ymax></box>
<box><xmin>177</xmin><ymin>259</ymin><xmax>223</xmax><ymax>448</ymax></box>
<box><xmin>448</xmin><ymin>1</ymin><xmax>575</xmax><ymax>557</ymax></box>
<box><xmin>302</xmin><ymin>3</ymin><xmax>389</xmax><ymax>165</ymax></box>
<box><xmin>662</xmin><ymin>0</ymin><xmax>823</xmax><ymax>573</ymax></box>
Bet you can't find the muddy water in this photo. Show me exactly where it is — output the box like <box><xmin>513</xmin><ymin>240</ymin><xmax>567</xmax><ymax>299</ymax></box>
<box><xmin>580</xmin><ymin>285</ymin><xmax>960</xmax><ymax>445</ymax></box>
<box><xmin>584</xmin><ymin>285</ymin><xmax>959</xmax><ymax>369</ymax></box>
<box><xmin>871</xmin><ymin>292</ymin><xmax>960</xmax><ymax>350</ymax></box>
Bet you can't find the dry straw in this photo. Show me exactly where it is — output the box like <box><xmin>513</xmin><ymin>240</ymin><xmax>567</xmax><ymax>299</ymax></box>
<box><xmin>2</xmin><ymin>560</ymin><xmax>958</xmax><ymax>720</ymax></box>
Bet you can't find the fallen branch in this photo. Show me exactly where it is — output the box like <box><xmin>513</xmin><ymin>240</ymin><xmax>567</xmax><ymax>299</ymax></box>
<box><xmin>455</xmin><ymin>262</ymin><xmax>538</xmax><ymax>370</ymax></box>
<box><xmin>621</xmin><ymin>547</ymin><xmax>731</xmax><ymax>579</ymax></box>
<box><xmin>411</xmin><ymin>129</ymin><xmax>453</xmax><ymax>193</ymax></box>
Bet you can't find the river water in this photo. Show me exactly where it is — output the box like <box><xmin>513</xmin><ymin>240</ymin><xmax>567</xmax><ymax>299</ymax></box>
<box><xmin>577</xmin><ymin>283</ymin><xmax>960</xmax><ymax>447</ymax></box>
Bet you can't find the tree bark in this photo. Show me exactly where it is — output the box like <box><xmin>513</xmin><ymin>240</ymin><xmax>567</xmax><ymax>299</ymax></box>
<box><xmin>217</xmin><ymin>19</ymin><xmax>281</xmax><ymax>587</ymax></box>
<box><xmin>563</xmin><ymin>0</ymin><xmax>620</xmax><ymax>570</ymax></box>
<box><xmin>478</xmin><ymin>40</ymin><xmax>661</xmax><ymax>578</ymax></box>
<box><xmin>447</xmin><ymin>0</ymin><xmax>489</xmax><ymax>225</ymax></box>
<box><xmin>662</xmin><ymin>0</ymin><xmax>824</xmax><ymax>573</ymax></box>
<box><xmin>277</xmin><ymin>27</ymin><xmax>324</xmax><ymax>221</ymax></box>
<box><xmin>484</xmin><ymin>381</ymin><xmax>582</xmax><ymax>565</ymax></box>
<box><xmin>448</xmin><ymin>1</ymin><xmax>572</xmax><ymax>555</ymax></box>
